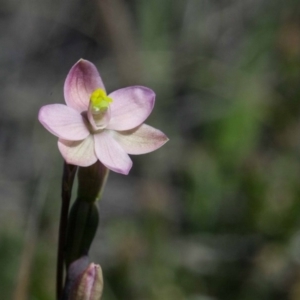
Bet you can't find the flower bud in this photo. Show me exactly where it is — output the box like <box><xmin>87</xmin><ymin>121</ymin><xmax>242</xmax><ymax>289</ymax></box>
<box><xmin>70</xmin><ymin>262</ymin><xmax>104</xmax><ymax>300</ymax></box>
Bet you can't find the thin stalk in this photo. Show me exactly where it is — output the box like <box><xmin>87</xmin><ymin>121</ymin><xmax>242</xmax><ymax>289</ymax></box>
<box><xmin>56</xmin><ymin>163</ymin><xmax>77</xmax><ymax>300</ymax></box>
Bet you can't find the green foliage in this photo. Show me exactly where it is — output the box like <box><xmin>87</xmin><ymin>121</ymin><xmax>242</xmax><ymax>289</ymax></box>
<box><xmin>0</xmin><ymin>232</ymin><xmax>22</xmax><ymax>299</ymax></box>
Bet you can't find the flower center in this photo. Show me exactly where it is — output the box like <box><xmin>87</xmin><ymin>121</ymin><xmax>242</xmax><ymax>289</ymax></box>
<box><xmin>88</xmin><ymin>89</ymin><xmax>113</xmax><ymax>131</ymax></box>
<box><xmin>90</xmin><ymin>89</ymin><xmax>113</xmax><ymax>113</ymax></box>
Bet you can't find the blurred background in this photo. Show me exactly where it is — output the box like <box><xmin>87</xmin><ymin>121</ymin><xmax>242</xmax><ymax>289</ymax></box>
<box><xmin>1</xmin><ymin>0</ymin><xmax>300</xmax><ymax>299</ymax></box>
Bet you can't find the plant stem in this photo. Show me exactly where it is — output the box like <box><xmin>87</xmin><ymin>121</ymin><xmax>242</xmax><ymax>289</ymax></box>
<box><xmin>56</xmin><ymin>163</ymin><xmax>77</xmax><ymax>300</ymax></box>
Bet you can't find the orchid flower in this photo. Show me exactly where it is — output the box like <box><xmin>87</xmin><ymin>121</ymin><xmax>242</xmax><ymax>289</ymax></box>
<box><xmin>38</xmin><ymin>59</ymin><xmax>168</xmax><ymax>174</ymax></box>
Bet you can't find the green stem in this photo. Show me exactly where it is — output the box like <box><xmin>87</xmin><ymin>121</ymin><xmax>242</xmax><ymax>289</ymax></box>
<box><xmin>56</xmin><ymin>163</ymin><xmax>77</xmax><ymax>300</ymax></box>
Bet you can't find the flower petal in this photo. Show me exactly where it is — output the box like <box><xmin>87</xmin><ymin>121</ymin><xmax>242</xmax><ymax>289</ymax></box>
<box><xmin>106</xmin><ymin>86</ymin><xmax>155</xmax><ymax>131</ymax></box>
<box><xmin>58</xmin><ymin>135</ymin><xmax>97</xmax><ymax>167</ymax></box>
<box><xmin>94</xmin><ymin>131</ymin><xmax>132</xmax><ymax>175</ymax></box>
<box><xmin>114</xmin><ymin>124</ymin><xmax>169</xmax><ymax>154</ymax></box>
<box><xmin>38</xmin><ymin>104</ymin><xmax>89</xmax><ymax>141</ymax></box>
<box><xmin>64</xmin><ymin>59</ymin><xmax>105</xmax><ymax>113</ymax></box>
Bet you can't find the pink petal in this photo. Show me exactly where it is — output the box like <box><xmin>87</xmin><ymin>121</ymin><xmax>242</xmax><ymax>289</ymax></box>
<box><xmin>106</xmin><ymin>86</ymin><xmax>155</xmax><ymax>131</ymax></box>
<box><xmin>58</xmin><ymin>135</ymin><xmax>97</xmax><ymax>167</ymax></box>
<box><xmin>114</xmin><ymin>124</ymin><xmax>169</xmax><ymax>154</ymax></box>
<box><xmin>94</xmin><ymin>131</ymin><xmax>132</xmax><ymax>175</ymax></box>
<box><xmin>64</xmin><ymin>59</ymin><xmax>105</xmax><ymax>113</ymax></box>
<box><xmin>38</xmin><ymin>104</ymin><xmax>89</xmax><ymax>141</ymax></box>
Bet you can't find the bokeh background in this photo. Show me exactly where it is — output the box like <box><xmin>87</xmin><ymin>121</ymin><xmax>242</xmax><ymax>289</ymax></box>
<box><xmin>1</xmin><ymin>0</ymin><xmax>300</xmax><ymax>299</ymax></box>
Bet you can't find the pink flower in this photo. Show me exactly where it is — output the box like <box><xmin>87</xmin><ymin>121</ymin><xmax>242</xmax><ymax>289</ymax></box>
<box><xmin>38</xmin><ymin>59</ymin><xmax>168</xmax><ymax>174</ymax></box>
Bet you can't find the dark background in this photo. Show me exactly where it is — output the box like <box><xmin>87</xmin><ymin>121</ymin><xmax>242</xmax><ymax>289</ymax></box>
<box><xmin>1</xmin><ymin>0</ymin><xmax>300</xmax><ymax>299</ymax></box>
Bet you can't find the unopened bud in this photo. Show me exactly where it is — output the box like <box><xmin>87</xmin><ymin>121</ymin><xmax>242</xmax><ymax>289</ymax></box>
<box><xmin>70</xmin><ymin>262</ymin><xmax>104</xmax><ymax>300</ymax></box>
